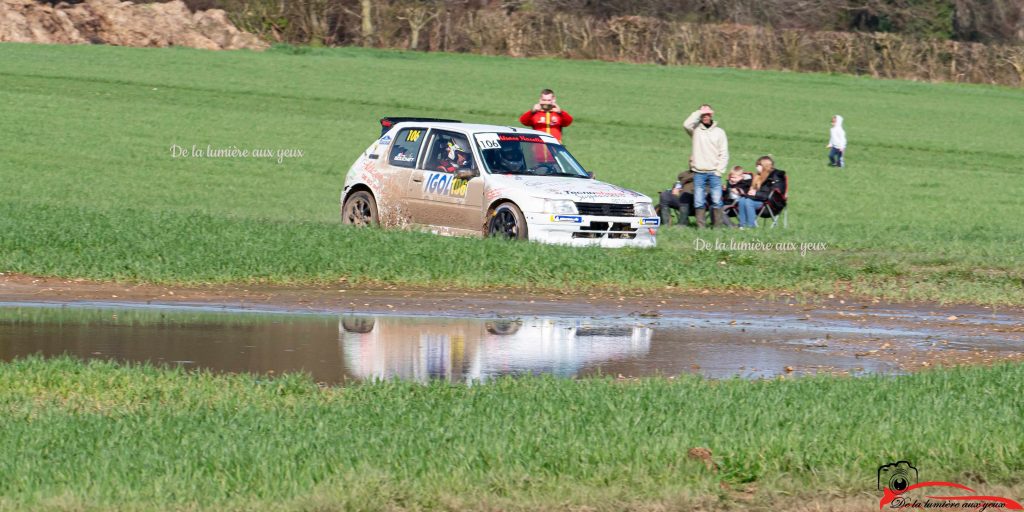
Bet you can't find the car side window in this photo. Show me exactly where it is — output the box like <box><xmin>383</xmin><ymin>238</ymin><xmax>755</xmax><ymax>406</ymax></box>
<box><xmin>388</xmin><ymin>128</ymin><xmax>427</xmax><ymax>168</ymax></box>
<box><xmin>423</xmin><ymin>130</ymin><xmax>476</xmax><ymax>172</ymax></box>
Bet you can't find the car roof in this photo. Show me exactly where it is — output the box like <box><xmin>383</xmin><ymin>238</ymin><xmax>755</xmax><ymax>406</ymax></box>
<box><xmin>388</xmin><ymin>121</ymin><xmax>551</xmax><ymax>139</ymax></box>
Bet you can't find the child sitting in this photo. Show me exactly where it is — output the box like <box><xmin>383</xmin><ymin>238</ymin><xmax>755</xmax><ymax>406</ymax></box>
<box><xmin>726</xmin><ymin>166</ymin><xmax>752</xmax><ymax>201</ymax></box>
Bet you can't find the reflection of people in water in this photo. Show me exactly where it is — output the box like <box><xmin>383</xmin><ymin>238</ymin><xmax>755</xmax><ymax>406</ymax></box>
<box><xmin>494</xmin><ymin>144</ymin><xmax>526</xmax><ymax>173</ymax></box>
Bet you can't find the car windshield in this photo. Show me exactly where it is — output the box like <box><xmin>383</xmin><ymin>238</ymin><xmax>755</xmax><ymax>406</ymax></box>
<box><xmin>477</xmin><ymin>133</ymin><xmax>590</xmax><ymax>178</ymax></box>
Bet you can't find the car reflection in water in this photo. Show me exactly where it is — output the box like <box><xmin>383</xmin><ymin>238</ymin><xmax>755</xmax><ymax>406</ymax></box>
<box><xmin>339</xmin><ymin>316</ymin><xmax>652</xmax><ymax>383</ymax></box>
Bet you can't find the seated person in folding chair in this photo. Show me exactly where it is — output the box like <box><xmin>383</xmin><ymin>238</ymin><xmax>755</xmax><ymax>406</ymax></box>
<box><xmin>722</xmin><ymin>165</ymin><xmax>752</xmax><ymax>228</ymax></box>
<box><xmin>737</xmin><ymin>156</ymin><xmax>783</xmax><ymax>228</ymax></box>
<box><xmin>658</xmin><ymin>159</ymin><xmax>696</xmax><ymax>227</ymax></box>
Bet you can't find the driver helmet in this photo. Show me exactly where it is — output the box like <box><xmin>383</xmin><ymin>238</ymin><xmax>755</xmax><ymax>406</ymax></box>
<box><xmin>446</xmin><ymin>140</ymin><xmax>469</xmax><ymax>160</ymax></box>
<box><xmin>443</xmin><ymin>140</ymin><xmax>471</xmax><ymax>169</ymax></box>
<box><xmin>498</xmin><ymin>144</ymin><xmax>524</xmax><ymax>168</ymax></box>
<box><xmin>499</xmin><ymin>144</ymin><xmax>522</xmax><ymax>160</ymax></box>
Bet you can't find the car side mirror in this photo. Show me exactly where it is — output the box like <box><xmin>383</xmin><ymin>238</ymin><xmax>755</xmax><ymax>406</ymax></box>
<box><xmin>587</xmin><ymin>171</ymin><xmax>595</xmax><ymax>179</ymax></box>
<box><xmin>456</xmin><ymin>169</ymin><xmax>477</xmax><ymax>180</ymax></box>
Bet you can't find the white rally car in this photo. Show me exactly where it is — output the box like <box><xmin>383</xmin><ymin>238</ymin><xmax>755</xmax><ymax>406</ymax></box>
<box><xmin>340</xmin><ymin>117</ymin><xmax>659</xmax><ymax>247</ymax></box>
<box><xmin>339</xmin><ymin>316</ymin><xmax>653</xmax><ymax>383</ymax></box>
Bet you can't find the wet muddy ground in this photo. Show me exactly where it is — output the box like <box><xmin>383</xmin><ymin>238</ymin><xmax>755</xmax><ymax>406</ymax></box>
<box><xmin>1</xmin><ymin>274</ymin><xmax>1022</xmax><ymax>380</ymax></box>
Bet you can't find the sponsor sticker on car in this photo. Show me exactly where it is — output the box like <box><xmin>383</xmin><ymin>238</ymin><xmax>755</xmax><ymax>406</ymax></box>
<box><xmin>550</xmin><ymin>215</ymin><xmax>583</xmax><ymax>223</ymax></box>
<box><xmin>498</xmin><ymin>134</ymin><xmax>545</xmax><ymax>144</ymax></box>
<box><xmin>423</xmin><ymin>172</ymin><xmax>469</xmax><ymax>198</ymax></box>
<box><xmin>478</xmin><ymin>133</ymin><xmax>559</xmax><ymax>148</ymax></box>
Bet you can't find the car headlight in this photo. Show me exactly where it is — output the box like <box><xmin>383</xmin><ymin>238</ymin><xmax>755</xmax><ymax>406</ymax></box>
<box><xmin>634</xmin><ymin>202</ymin><xmax>655</xmax><ymax>217</ymax></box>
<box><xmin>542</xmin><ymin>199</ymin><xmax>578</xmax><ymax>215</ymax></box>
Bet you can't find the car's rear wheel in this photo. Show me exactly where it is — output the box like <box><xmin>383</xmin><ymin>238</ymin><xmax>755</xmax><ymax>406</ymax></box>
<box><xmin>341</xmin><ymin>317</ymin><xmax>375</xmax><ymax>334</ymax></box>
<box><xmin>487</xmin><ymin>203</ymin><xmax>528</xmax><ymax>240</ymax></box>
<box><xmin>341</xmin><ymin>191</ymin><xmax>379</xmax><ymax>227</ymax></box>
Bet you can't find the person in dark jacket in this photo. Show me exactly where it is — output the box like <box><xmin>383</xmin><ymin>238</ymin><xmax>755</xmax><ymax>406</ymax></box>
<box><xmin>658</xmin><ymin>157</ymin><xmax>697</xmax><ymax>227</ymax></box>
<box><xmin>726</xmin><ymin>165</ymin><xmax>752</xmax><ymax>201</ymax></box>
<box><xmin>737</xmin><ymin>156</ymin><xmax>783</xmax><ymax>228</ymax></box>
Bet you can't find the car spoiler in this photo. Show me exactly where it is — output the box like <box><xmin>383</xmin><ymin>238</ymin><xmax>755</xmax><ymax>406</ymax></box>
<box><xmin>380</xmin><ymin>117</ymin><xmax>462</xmax><ymax>136</ymax></box>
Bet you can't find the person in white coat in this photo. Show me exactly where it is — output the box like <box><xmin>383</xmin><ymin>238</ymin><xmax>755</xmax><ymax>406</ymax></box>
<box><xmin>827</xmin><ymin>115</ymin><xmax>846</xmax><ymax>168</ymax></box>
<box><xmin>683</xmin><ymin>104</ymin><xmax>729</xmax><ymax>228</ymax></box>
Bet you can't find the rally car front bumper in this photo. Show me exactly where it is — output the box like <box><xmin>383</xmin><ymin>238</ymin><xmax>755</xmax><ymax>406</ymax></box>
<box><xmin>524</xmin><ymin>213</ymin><xmax>659</xmax><ymax>248</ymax></box>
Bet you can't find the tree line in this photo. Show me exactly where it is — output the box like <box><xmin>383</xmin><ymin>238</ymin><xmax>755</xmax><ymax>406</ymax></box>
<box><xmin>186</xmin><ymin>0</ymin><xmax>1024</xmax><ymax>86</ymax></box>
<box><xmin>523</xmin><ymin>0</ymin><xmax>1023</xmax><ymax>44</ymax></box>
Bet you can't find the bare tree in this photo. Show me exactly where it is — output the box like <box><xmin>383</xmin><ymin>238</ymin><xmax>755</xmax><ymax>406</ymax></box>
<box><xmin>954</xmin><ymin>0</ymin><xmax>1024</xmax><ymax>43</ymax></box>
<box><xmin>361</xmin><ymin>0</ymin><xmax>375</xmax><ymax>46</ymax></box>
<box><xmin>287</xmin><ymin>0</ymin><xmax>330</xmax><ymax>45</ymax></box>
<box><xmin>398</xmin><ymin>0</ymin><xmax>440</xmax><ymax>49</ymax></box>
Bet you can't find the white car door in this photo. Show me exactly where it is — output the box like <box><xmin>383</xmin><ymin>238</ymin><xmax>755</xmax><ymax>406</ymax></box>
<box><xmin>408</xmin><ymin>130</ymin><xmax>485</xmax><ymax>234</ymax></box>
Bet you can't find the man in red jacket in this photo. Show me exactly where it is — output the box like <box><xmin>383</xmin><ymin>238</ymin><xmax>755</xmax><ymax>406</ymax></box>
<box><xmin>519</xmin><ymin>89</ymin><xmax>573</xmax><ymax>142</ymax></box>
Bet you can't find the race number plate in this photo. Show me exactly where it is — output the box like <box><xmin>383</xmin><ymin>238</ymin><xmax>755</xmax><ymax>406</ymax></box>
<box><xmin>474</xmin><ymin>133</ymin><xmax>501</xmax><ymax>150</ymax></box>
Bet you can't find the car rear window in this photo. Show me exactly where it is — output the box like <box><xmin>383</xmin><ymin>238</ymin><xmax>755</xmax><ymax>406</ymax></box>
<box><xmin>388</xmin><ymin>128</ymin><xmax>426</xmax><ymax>168</ymax></box>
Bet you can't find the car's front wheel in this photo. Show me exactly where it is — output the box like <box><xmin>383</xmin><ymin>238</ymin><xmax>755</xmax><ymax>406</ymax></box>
<box><xmin>487</xmin><ymin>203</ymin><xmax>528</xmax><ymax>240</ymax></box>
<box><xmin>341</xmin><ymin>190</ymin><xmax>379</xmax><ymax>227</ymax></box>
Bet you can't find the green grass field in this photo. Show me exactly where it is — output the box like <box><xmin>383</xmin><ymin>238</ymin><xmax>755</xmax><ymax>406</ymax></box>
<box><xmin>0</xmin><ymin>356</ymin><xmax>1021</xmax><ymax>510</ymax></box>
<box><xmin>1</xmin><ymin>43</ymin><xmax>1022</xmax><ymax>303</ymax></box>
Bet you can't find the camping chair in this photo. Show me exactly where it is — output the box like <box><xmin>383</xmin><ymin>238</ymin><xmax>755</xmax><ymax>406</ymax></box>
<box><xmin>657</xmin><ymin>191</ymin><xmax>740</xmax><ymax>228</ymax></box>
<box><xmin>755</xmin><ymin>170</ymin><xmax>788</xmax><ymax>228</ymax></box>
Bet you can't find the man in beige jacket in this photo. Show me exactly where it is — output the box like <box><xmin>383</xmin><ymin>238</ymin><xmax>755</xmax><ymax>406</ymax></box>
<box><xmin>683</xmin><ymin>104</ymin><xmax>729</xmax><ymax>228</ymax></box>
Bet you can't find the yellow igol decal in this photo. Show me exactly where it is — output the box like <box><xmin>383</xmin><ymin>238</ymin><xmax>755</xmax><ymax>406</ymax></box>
<box><xmin>424</xmin><ymin>172</ymin><xmax>468</xmax><ymax>198</ymax></box>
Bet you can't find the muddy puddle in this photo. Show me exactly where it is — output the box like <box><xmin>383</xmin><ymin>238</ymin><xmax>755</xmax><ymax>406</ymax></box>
<box><xmin>5</xmin><ymin>300</ymin><xmax>1021</xmax><ymax>383</ymax></box>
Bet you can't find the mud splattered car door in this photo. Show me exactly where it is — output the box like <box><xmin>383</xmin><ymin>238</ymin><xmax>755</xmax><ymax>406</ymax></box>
<box><xmin>407</xmin><ymin>129</ymin><xmax>485</xmax><ymax>235</ymax></box>
<box><xmin>379</xmin><ymin>126</ymin><xmax>428</xmax><ymax>225</ymax></box>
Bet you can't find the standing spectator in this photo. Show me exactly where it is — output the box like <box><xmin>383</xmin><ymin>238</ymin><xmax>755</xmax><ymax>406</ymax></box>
<box><xmin>683</xmin><ymin>104</ymin><xmax>729</xmax><ymax>228</ymax></box>
<box><xmin>827</xmin><ymin>114</ymin><xmax>846</xmax><ymax>168</ymax></box>
<box><xmin>519</xmin><ymin>89</ymin><xmax>573</xmax><ymax>142</ymax></box>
